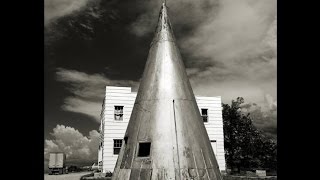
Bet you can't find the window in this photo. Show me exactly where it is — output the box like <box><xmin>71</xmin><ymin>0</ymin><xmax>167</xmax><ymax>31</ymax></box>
<box><xmin>114</xmin><ymin>106</ymin><xmax>124</xmax><ymax>121</ymax></box>
<box><xmin>201</xmin><ymin>108</ymin><xmax>208</xmax><ymax>122</ymax></box>
<box><xmin>137</xmin><ymin>142</ymin><xmax>151</xmax><ymax>157</ymax></box>
<box><xmin>113</xmin><ymin>139</ymin><xmax>122</xmax><ymax>155</ymax></box>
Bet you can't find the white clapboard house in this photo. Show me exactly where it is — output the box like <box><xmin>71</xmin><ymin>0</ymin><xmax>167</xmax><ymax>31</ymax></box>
<box><xmin>98</xmin><ymin>86</ymin><xmax>226</xmax><ymax>173</ymax></box>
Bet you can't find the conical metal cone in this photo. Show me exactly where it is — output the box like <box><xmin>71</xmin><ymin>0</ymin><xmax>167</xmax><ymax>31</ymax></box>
<box><xmin>112</xmin><ymin>3</ymin><xmax>223</xmax><ymax>180</ymax></box>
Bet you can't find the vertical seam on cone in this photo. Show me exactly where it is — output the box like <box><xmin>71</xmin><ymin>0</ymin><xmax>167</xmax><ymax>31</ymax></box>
<box><xmin>173</xmin><ymin>99</ymin><xmax>181</xmax><ymax>178</ymax></box>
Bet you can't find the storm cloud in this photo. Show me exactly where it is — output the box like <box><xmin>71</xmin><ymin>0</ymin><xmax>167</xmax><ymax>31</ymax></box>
<box><xmin>56</xmin><ymin>68</ymin><xmax>138</xmax><ymax>121</ymax></box>
<box><xmin>128</xmin><ymin>0</ymin><xmax>277</xmax><ymax>138</ymax></box>
<box><xmin>129</xmin><ymin>0</ymin><xmax>277</xmax><ymax>105</ymax></box>
<box><xmin>239</xmin><ymin>93</ymin><xmax>277</xmax><ymax>138</ymax></box>
<box><xmin>45</xmin><ymin>0</ymin><xmax>95</xmax><ymax>25</ymax></box>
<box><xmin>46</xmin><ymin>0</ymin><xmax>277</xmax><ymax>139</ymax></box>
<box><xmin>44</xmin><ymin>125</ymin><xmax>100</xmax><ymax>165</ymax></box>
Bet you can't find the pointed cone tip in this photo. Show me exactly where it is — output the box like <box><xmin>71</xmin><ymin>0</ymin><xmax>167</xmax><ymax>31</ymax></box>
<box><xmin>151</xmin><ymin>1</ymin><xmax>174</xmax><ymax>44</ymax></box>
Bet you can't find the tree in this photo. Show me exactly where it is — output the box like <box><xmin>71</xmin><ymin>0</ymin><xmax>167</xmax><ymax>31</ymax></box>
<box><xmin>222</xmin><ymin>97</ymin><xmax>277</xmax><ymax>173</ymax></box>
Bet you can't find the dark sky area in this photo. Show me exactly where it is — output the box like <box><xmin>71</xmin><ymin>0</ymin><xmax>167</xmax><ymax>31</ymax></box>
<box><xmin>44</xmin><ymin>0</ymin><xmax>277</xmax><ymax>165</ymax></box>
<box><xmin>45</xmin><ymin>0</ymin><xmax>153</xmax><ymax>138</ymax></box>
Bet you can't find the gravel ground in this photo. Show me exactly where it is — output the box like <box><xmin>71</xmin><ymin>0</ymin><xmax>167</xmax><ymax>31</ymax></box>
<box><xmin>44</xmin><ymin>172</ymin><xmax>91</xmax><ymax>180</ymax></box>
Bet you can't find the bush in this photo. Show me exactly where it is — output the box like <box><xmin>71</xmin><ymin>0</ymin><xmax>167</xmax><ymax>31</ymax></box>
<box><xmin>105</xmin><ymin>171</ymin><xmax>112</xmax><ymax>177</ymax></box>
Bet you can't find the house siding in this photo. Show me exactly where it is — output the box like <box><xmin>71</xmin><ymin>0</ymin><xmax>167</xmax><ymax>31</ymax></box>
<box><xmin>98</xmin><ymin>86</ymin><xmax>226</xmax><ymax>172</ymax></box>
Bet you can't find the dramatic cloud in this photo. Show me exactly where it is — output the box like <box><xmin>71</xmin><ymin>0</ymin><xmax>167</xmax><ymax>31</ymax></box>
<box><xmin>47</xmin><ymin>0</ymin><xmax>276</xmax><ymax>138</ymax></box>
<box><xmin>128</xmin><ymin>0</ymin><xmax>219</xmax><ymax>37</ymax></box>
<box><xmin>129</xmin><ymin>0</ymin><xmax>277</xmax><ymax>106</ymax></box>
<box><xmin>46</xmin><ymin>0</ymin><xmax>277</xmax><ymax>106</ymax></box>
<box><xmin>45</xmin><ymin>0</ymin><xmax>92</xmax><ymax>25</ymax></box>
<box><xmin>56</xmin><ymin>68</ymin><xmax>139</xmax><ymax>121</ymax></box>
<box><xmin>240</xmin><ymin>94</ymin><xmax>277</xmax><ymax>139</ymax></box>
<box><xmin>183</xmin><ymin>1</ymin><xmax>277</xmax><ymax>138</ymax></box>
<box><xmin>183</xmin><ymin>0</ymin><xmax>277</xmax><ymax>105</ymax></box>
<box><xmin>62</xmin><ymin>97</ymin><xmax>103</xmax><ymax>121</ymax></box>
<box><xmin>44</xmin><ymin>125</ymin><xmax>100</xmax><ymax>166</ymax></box>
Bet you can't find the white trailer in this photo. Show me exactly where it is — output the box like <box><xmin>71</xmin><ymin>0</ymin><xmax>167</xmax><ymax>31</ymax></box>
<box><xmin>48</xmin><ymin>152</ymin><xmax>67</xmax><ymax>175</ymax></box>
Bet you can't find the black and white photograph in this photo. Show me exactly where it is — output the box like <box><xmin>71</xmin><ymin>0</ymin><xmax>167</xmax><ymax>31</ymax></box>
<box><xmin>44</xmin><ymin>0</ymin><xmax>277</xmax><ymax>179</ymax></box>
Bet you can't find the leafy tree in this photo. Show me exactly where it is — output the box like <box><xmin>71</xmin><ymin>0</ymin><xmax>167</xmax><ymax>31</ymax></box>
<box><xmin>222</xmin><ymin>97</ymin><xmax>277</xmax><ymax>173</ymax></box>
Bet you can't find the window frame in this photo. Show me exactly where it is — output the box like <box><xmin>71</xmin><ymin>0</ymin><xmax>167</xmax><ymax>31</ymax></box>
<box><xmin>114</xmin><ymin>106</ymin><xmax>124</xmax><ymax>121</ymax></box>
<box><xmin>201</xmin><ymin>108</ymin><xmax>209</xmax><ymax>123</ymax></box>
<box><xmin>113</xmin><ymin>139</ymin><xmax>123</xmax><ymax>155</ymax></box>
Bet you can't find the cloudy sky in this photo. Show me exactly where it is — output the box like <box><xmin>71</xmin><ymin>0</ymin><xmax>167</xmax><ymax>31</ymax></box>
<box><xmin>44</xmin><ymin>0</ymin><xmax>277</xmax><ymax>166</ymax></box>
